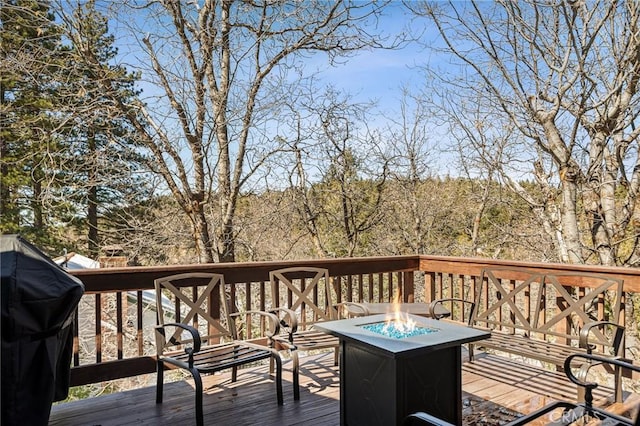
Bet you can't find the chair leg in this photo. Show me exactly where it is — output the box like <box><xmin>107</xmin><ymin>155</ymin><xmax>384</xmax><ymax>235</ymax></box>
<box><xmin>272</xmin><ymin>354</ymin><xmax>284</xmax><ymax>405</ymax></box>
<box><xmin>614</xmin><ymin>364</ymin><xmax>623</xmax><ymax>403</ymax></box>
<box><xmin>191</xmin><ymin>368</ymin><xmax>204</xmax><ymax>426</ymax></box>
<box><xmin>333</xmin><ymin>347</ymin><xmax>339</xmax><ymax>366</ymax></box>
<box><xmin>156</xmin><ymin>359</ymin><xmax>164</xmax><ymax>404</ymax></box>
<box><xmin>291</xmin><ymin>350</ymin><xmax>300</xmax><ymax>401</ymax></box>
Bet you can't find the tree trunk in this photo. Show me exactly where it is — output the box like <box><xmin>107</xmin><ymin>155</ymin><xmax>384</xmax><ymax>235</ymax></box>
<box><xmin>559</xmin><ymin>170</ymin><xmax>583</xmax><ymax>264</ymax></box>
<box><xmin>217</xmin><ymin>218</ymin><xmax>235</xmax><ymax>263</ymax></box>
<box><xmin>193</xmin><ymin>206</ymin><xmax>216</xmax><ymax>264</ymax></box>
<box><xmin>87</xmin><ymin>133</ymin><xmax>99</xmax><ymax>258</ymax></box>
<box><xmin>32</xmin><ymin>174</ymin><xmax>43</xmax><ymax>230</ymax></box>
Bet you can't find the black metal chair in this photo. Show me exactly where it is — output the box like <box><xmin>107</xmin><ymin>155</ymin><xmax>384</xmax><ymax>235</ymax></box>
<box><xmin>405</xmin><ymin>354</ymin><xmax>639</xmax><ymax>426</ymax></box>
<box><xmin>505</xmin><ymin>354</ymin><xmax>640</xmax><ymax>425</ymax></box>
<box><xmin>268</xmin><ymin>266</ymin><xmax>340</xmax><ymax>400</ymax></box>
<box><xmin>154</xmin><ymin>273</ymin><xmax>283</xmax><ymax>426</ymax></box>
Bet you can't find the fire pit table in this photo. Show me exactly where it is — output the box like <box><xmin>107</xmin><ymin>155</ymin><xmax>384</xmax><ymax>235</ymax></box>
<box><xmin>314</xmin><ymin>313</ymin><xmax>490</xmax><ymax>426</ymax></box>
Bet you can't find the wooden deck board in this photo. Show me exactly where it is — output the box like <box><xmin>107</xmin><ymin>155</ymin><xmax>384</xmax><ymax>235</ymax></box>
<box><xmin>463</xmin><ymin>354</ymin><xmax>616</xmax><ymax>402</ymax></box>
<box><xmin>50</xmin><ymin>352</ymin><xmax>638</xmax><ymax>425</ymax></box>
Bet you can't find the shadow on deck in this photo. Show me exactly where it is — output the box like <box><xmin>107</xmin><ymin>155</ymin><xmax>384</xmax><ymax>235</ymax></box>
<box><xmin>49</xmin><ymin>352</ymin><xmax>639</xmax><ymax>426</ymax></box>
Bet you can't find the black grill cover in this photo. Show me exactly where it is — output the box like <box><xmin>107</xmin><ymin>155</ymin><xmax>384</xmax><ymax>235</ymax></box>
<box><xmin>1</xmin><ymin>235</ymin><xmax>85</xmax><ymax>426</ymax></box>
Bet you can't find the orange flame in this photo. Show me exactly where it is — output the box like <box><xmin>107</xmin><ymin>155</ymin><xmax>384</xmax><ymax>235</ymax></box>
<box><xmin>384</xmin><ymin>296</ymin><xmax>416</xmax><ymax>333</ymax></box>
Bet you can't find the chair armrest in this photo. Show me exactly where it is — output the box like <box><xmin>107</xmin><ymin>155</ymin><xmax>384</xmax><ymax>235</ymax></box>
<box><xmin>334</xmin><ymin>302</ymin><xmax>370</xmax><ymax>318</ymax></box>
<box><xmin>564</xmin><ymin>353</ymin><xmax>639</xmax><ymax>389</ymax></box>
<box><xmin>155</xmin><ymin>322</ymin><xmax>202</xmax><ymax>354</ymax></box>
<box><xmin>269</xmin><ymin>307</ymin><xmax>299</xmax><ymax>338</ymax></box>
<box><xmin>429</xmin><ymin>298</ymin><xmax>474</xmax><ymax>322</ymax></box>
<box><xmin>229</xmin><ymin>310</ymin><xmax>281</xmax><ymax>338</ymax></box>
<box><xmin>579</xmin><ymin>321</ymin><xmax>625</xmax><ymax>355</ymax></box>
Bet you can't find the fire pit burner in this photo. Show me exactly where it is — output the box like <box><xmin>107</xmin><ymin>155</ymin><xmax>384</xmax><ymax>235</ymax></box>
<box><xmin>360</xmin><ymin>321</ymin><xmax>439</xmax><ymax>339</ymax></box>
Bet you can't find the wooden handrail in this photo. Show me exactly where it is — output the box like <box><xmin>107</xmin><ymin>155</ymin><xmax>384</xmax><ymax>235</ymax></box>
<box><xmin>70</xmin><ymin>256</ymin><xmax>420</xmax><ymax>292</ymax></box>
<box><xmin>420</xmin><ymin>255</ymin><xmax>640</xmax><ymax>292</ymax></box>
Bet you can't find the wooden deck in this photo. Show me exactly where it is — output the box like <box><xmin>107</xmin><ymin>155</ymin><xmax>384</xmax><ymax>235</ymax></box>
<box><xmin>50</xmin><ymin>351</ymin><xmax>639</xmax><ymax>425</ymax></box>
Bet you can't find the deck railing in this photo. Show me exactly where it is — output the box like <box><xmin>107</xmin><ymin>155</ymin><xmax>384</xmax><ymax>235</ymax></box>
<box><xmin>68</xmin><ymin>255</ymin><xmax>640</xmax><ymax>388</ymax></box>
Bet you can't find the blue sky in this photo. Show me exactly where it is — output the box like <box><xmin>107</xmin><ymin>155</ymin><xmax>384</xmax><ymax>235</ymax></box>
<box><xmin>108</xmin><ymin>1</ymin><xmax>453</xmax><ymax>176</ymax></box>
<box><xmin>112</xmin><ymin>1</ymin><xmax>435</xmax><ymax>121</ymax></box>
<box><xmin>318</xmin><ymin>45</ymin><xmax>426</xmax><ymax>111</ymax></box>
<box><xmin>312</xmin><ymin>4</ymin><xmax>432</xmax><ymax>115</ymax></box>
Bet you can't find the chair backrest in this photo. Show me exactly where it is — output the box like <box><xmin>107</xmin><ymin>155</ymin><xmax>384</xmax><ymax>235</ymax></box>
<box><xmin>541</xmin><ymin>272</ymin><xmax>623</xmax><ymax>347</ymax></box>
<box><xmin>269</xmin><ymin>267</ymin><xmax>336</xmax><ymax>330</ymax></box>
<box><xmin>473</xmin><ymin>267</ymin><xmax>624</xmax><ymax>348</ymax></box>
<box><xmin>472</xmin><ymin>267</ymin><xmax>546</xmax><ymax>334</ymax></box>
<box><xmin>154</xmin><ymin>272</ymin><xmax>234</xmax><ymax>351</ymax></box>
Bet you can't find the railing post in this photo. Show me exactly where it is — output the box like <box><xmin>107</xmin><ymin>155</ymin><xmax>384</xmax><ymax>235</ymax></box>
<box><xmin>403</xmin><ymin>271</ymin><xmax>415</xmax><ymax>303</ymax></box>
<box><xmin>424</xmin><ymin>272</ymin><xmax>436</xmax><ymax>303</ymax></box>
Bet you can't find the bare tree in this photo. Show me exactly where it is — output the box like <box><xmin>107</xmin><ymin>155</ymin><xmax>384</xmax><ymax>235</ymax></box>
<box><xmin>381</xmin><ymin>88</ymin><xmax>441</xmax><ymax>255</ymax></box>
<box><xmin>61</xmin><ymin>0</ymin><xmax>395</xmax><ymax>263</ymax></box>
<box><xmin>419</xmin><ymin>80</ymin><xmax>554</xmax><ymax>259</ymax></box>
<box><xmin>411</xmin><ymin>0</ymin><xmax>640</xmax><ymax>266</ymax></box>
<box><xmin>284</xmin><ymin>87</ymin><xmax>388</xmax><ymax>257</ymax></box>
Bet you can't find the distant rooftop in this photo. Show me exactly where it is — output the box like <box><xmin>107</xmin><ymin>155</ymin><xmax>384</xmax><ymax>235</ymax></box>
<box><xmin>53</xmin><ymin>252</ymin><xmax>100</xmax><ymax>270</ymax></box>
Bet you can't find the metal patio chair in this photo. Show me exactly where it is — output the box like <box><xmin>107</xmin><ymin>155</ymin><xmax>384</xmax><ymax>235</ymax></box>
<box><xmin>268</xmin><ymin>266</ymin><xmax>340</xmax><ymax>400</ymax></box>
<box><xmin>154</xmin><ymin>273</ymin><xmax>283</xmax><ymax>426</ymax></box>
<box><xmin>506</xmin><ymin>354</ymin><xmax>639</xmax><ymax>425</ymax></box>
